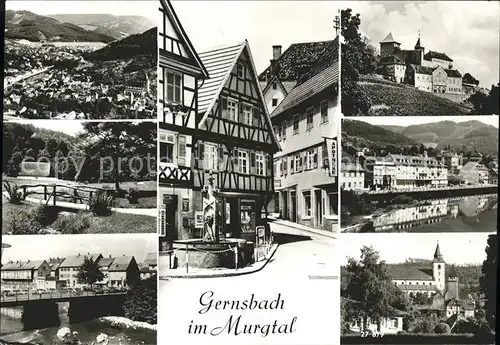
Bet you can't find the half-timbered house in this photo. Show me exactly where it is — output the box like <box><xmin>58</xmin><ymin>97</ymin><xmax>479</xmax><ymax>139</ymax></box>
<box><xmin>157</xmin><ymin>0</ymin><xmax>209</xmax><ymax>250</ymax></box>
<box><xmin>157</xmin><ymin>0</ymin><xmax>279</xmax><ymax>248</ymax></box>
<box><xmin>193</xmin><ymin>40</ymin><xmax>280</xmax><ymax>242</ymax></box>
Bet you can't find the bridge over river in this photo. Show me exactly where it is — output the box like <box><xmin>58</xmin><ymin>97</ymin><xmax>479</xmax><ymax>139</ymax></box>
<box><xmin>1</xmin><ymin>290</ymin><xmax>126</xmax><ymax>308</ymax></box>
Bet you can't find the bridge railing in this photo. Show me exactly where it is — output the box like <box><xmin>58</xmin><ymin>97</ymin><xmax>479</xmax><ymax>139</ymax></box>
<box><xmin>2</xmin><ymin>180</ymin><xmax>109</xmax><ymax>207</ymax></box>
<box><xmin>1</xmin><ymin>289</ymin><xmax>126</xmax><ymax>303</ymax></box>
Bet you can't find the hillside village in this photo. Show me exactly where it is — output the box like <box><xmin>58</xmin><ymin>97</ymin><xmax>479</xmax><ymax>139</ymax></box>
<box><xmin>3</xmin><ymin>10</ymin><xmax>156</xmax><ymax>120</ymax></box>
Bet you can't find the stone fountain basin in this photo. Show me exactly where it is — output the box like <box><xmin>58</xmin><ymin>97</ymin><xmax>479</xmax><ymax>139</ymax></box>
<box><xmin>171</xmin><ymin>239</ymin><xmax>255</xmax><ymax>269</ymax></box>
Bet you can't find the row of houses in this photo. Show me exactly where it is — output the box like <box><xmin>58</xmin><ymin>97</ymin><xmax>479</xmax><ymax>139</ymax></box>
<box><xmin>157</xmin><ymin>0</ymin><xmax>339</xmax><ymax>248</ymax></box>
<box><xmin>1</xmin><ymin>253</ymin><xmax>157</xmax><ymax>291</ymax></box>
<box><xmin>341</xmin><ymin>152</ymin><xmax>496</xmax><ymax>192</ymax></box>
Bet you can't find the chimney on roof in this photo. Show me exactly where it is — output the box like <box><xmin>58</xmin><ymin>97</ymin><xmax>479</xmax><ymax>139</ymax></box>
<box><xmin>272</xmin><ymin>45</ymin><xmax>282</xmax><ymax>60</ymax></box>
<box><xmin>109</xmin><ymin>255</ymin><xmax>112</xmax><ymax>258</ymax></box>
<box><xmin>78</xmin><ymin>253</ymin><xmax>80</xmax><ymax>256</ymax></box>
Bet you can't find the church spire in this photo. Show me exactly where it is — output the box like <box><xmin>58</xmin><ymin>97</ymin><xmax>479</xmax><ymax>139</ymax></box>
<box><xmin>433</xmin><ymin>241</ymin><xmax>445</xmax><ymax>263</ymax></box>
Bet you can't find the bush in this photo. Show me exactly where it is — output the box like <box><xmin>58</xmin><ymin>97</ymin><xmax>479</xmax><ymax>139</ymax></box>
<box><xmin>434</xmin><ymin>322</ymin><xmax>451</xmax><ymax>334</ymax></box>
<box><xmin>391</xmin><ymin>194</ymin><xmax>414</xmax><ymax>205</ymax></box>
<box><xmin>127</xmin><ymin>188</ymin><xmax>140</xmax><ymax>204</ymax></box>
<box><xmin>123</xmin><ymin>276</ymin><xmax>157</xmax><ymax>324</ymax></box>
<box><xmin>3</xmin><ymin>181</ymin><xmax>23</xmax><ymax>204</ymax></box>
<box><xmin>87</xmin><ymin>190</ymin><xmax>115</xmax><ymax>216</ymax></box>
<box><xmin>52</xmin><ymin>212</ymin><xmax>92</xmax><ymax>234</ymax></box>
<box><xmin>31</xmin><ymin>203</ymin><xmax>58</xmax><ymax>226</ymax></box>
<box><xmin>397</xmin><ymin>330</ymin><xmax>407</xmax><ymax>335</ymax></box>
<box><xmin>4</xmin><ymin>208</ymin><xmax>44</xmax><ymax>235</ymax></box>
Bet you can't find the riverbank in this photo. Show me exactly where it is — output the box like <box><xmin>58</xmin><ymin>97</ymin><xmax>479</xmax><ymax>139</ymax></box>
<box><xmin>98</xmin><ymin>317</ymin><xmax>156</xmax><ymax>331</ymax></box>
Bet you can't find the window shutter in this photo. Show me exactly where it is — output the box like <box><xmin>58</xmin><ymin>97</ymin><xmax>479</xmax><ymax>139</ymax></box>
<box><xmin>283</xmin><ymin>158</ymin><xmax>287</xmax><ymax>175</ymax></box>
<box><xmin>198</xmin><ymin>142</ymin><xmax>205</xmax><ymax>170</ymax></box>
<box><xmin>279</xmin><ymin>161</ymin><xmax>283</xmax><ymax>177</ymax></box>
<box><xmin>250</xmin><ymin>152</ymin><xmax>256</xmax><ymax>174</ymax></box>
<box><xmin>301</xmin><ymin>153</ymin><xmax>306</xmax><ymax>172</ymax></box>
<box><xmin>266</xmin><ymin>153</ymin><xmax>271</xmax><ymax>175</ymax></box>
<box><xmin>238</xmin><ymin>102</ymin><xmax>243</xmax><ymax>122</ymax></box>
<box><xmin>218</xmin><ymin>145</ymin><xmax>224</xmax><ymax>170</ymax></box>
<box><xmin>252</xmin><ymin>107</ymin><xmax>259</xmax><ymax>127</ymax></box>
<box><xmin>178</xmin><ymin>135</ymin><xmax>186</xmax><ymax>166</ymax></box>
<box><xmin>290</xmin><ymin>158</ymin><xmax>294</xmax><ymax>174</ymax></box>
<box><xmin>158</xmin><ymin>204</ymin><xmax>166</xmax><ymax>236</ymax></box>
<box><xmin>232</xmin><ymin>148</ymin><xmax>239</xmax><ymax>172</ymax></box>
<box><xmin>221</xmin><ymin>98</ymin><xmax>228</xmax><ymax>119</ymax></box>
<box><xmin>313</xmin><ymin>149</ymin><xmax>318</xmax><ymax>169</ymax></box>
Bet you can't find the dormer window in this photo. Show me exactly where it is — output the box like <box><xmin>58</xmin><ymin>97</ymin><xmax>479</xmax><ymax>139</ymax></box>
<box><xmin>272</xmin><ymin>82</ymin><xmax>277</xmax><ymax>90</ymax></box>
<box><xmin>237</xmin><ymin>63</ymin><xmax>245</xmax><ymax>79</ymax></box>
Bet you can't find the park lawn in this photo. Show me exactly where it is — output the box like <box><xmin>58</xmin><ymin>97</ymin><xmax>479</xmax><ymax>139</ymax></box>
<box><xmin>2</xmin><ymin>200</ymin><xmax>156</xmax><ymax>235</ymax></box>
<box><xmin>85</xmin><ymin>213</ymin><xmax>156</xmax><ymax>234</ymax></box>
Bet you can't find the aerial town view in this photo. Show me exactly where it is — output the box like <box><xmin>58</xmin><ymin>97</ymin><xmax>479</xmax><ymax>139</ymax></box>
<box><xmin>341</xmin><ymin>2</ymin><xmax>499</xmax><ymax>116</ymax></box>
<box><xmin>340</xmin><ymin>116</ymin><xmax>498</xmax><ymax>233</ymax></box>
<box><xmin>0</xmin><ymin>234</ymin><xmax>157</xmax><ymax>345</ymax></box>
<box><xmin>341</xmin><ymin>233</ymin><xmax>496</xmax><ymax>344</ymax></box>
<box><xmin>3</xmin><ymin>1</ymin><xmax>156</xmax><ymax>120</ymax></box>
<box><xmin>2</xmin><ymin>120</ymin><xmax>157</xmax><ymax>235</ymax></box>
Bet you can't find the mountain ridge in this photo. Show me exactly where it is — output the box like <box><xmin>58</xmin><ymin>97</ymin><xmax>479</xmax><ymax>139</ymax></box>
<box><xmin>5</xmin><ymin>10</ymin><xmax>114</xmax><ymax>42</ymax></box>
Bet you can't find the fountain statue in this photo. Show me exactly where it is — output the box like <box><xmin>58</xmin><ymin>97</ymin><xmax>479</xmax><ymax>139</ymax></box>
<box><xmin>202</xmin><ymin>171</ymin><xmax>220</xmax><ymax>243</ymax></box>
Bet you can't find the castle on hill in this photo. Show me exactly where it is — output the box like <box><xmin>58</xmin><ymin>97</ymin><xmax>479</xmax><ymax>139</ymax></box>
<box><xmin>378</xmin><ymin>33</ymin><xmax>472</xmax><ymax>101</ymax></box>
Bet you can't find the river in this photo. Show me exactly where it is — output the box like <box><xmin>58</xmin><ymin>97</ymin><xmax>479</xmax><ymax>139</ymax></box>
<box><xmin>0</xmin><ymin>313</ymin><xmax>156</xmax><ymax>345</ymax></box>
<box><xmin>345</xmin><ymin>194</ymin><xmax>497</xmax><ymax>233</ymax></box>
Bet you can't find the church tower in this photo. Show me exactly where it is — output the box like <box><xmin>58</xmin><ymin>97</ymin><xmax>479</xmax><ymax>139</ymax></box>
<box><xmin>432</xmin><ymin>241</ymin><xmax>446</xmax><ymax>291</ymax></box>
<box><xmin>380</xmin><ymin>32</ymin><xmax>401</xmax><ymax>59</ymax></box>
<box><xmin>414</xmin><ymin>35</ymin><xmax>424</xmax><ymax>65</ymax></box>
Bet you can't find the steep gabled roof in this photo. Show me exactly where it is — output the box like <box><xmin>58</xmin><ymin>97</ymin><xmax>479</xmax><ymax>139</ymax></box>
<box><xmin>60</xmin><ymin>254</ymin><xmax>101</xmax><ymax>268</ymax></box>
<box><xmin>99</xmin><ymin>258</ymin><xmax>115</xmax><ymax>268</ymax></box>
<box><xmin>445</xmin><ymin>69</ymin><xmax>462</xmax><ymax>78</ymax></box>
<box><xmin>271</xmin><ymin>38</ymin><xmax>338</xmax><ymax>117</ymax></box>
<box><xmin>143</xmin><ymin>252</ymin><xmax>157</xmax><ymax>266</ymax></box>
<box><xmin>258</xmin><ymin>40</ymin><xmax>335</xmax><ymax>82</ymax></box>
<box><xmin>197</xmin><ymin>42</ymin><xmax>244</xmax><ymax>115</ymax></box>
<box><xmin>109</xmin><ymin>256</ymin><xmax>135</xmax><ymax>272</ymax></box>
<box><xmin>2</xmin><ymin>260</ymin><xmax>47</xmax><ymax>271</ymax></box>
<box><xmin>424</xmin><ymin>50</ymin><xmax>453</xmax><ymax>62</ymax></box>
<box><xmin>380</xmin><ymin>32</ymin><xmax>400</xmax><ymax>44</ymax></box>
<box><xmin>197</xmin><ymin>40</ymin><xmax>280</xmax><ymax>149</ymax></box>
<box><xmin>159</xmin><ymin>0</ymin><xmax>209</xmax><ymax>79</ymax></box>
<box><xmin>262</xmin><ymin>74</ymin><xmax>288</xmax><ymax>95</ymax></box>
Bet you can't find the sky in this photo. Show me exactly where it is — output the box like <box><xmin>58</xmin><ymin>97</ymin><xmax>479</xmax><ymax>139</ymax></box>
<box><xmin>170</xmin><ymin>1</ymin><xmax>338</xmax><ymax>75</ymax></box>
<box><xmin>1</xmin><ymin>234</ymin><xmax>157</xmax><ymax>264</ymax></box>
<box><xmin>344</xmin><ymin>1</ymin><xmax>500</xmax><ymax>88</ymax></box>
<box><xmin>12</xmin><ymin>120</ymin><xmax>84</xmax><ymax>136</ymax></box>
<box><xmin>6</xmin><ymin>1</ymin><xmax>156</xmax><ymax>21</ymax></box>
<box><xmin>348</xmin><ymin>115</ymin><xmax>499</xmax><ymax>128</ymax></box>
<box><xmin>340</xmin><ymin>233</ymin><xmax>493</xmax><ymax>265</ymax></box>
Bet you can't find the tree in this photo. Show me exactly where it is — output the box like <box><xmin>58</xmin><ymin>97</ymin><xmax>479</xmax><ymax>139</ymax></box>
<box><xmin>480</xmin><ymin>234</ymin><xmax>496</xmax><ymax>330</ymax></box>
<box><xmin>341</xmin><ymin>9</ymin><xmax>373</xmax><ymax>116</ymax></box>
<box><xmin>468</xmin><ymin>83</ymin><xmax>499</xmax><ymax>115</ymax></box>
<box><xmin>7</xmin><ymin>151</ymin><xmax>23</xmax><ymax>177</ymax></box>
<box><xmin>82</xmin><ymin>122</ymin><xmax>156</xmax><ymax>190</ymax></box>
<box><xmin>122</xmin><ymin>275</ymin><xmax>157</xmax><ymax>325</ymax></box>
<box><xmin>342</xmin><ymin>246</ymin><xmax>409</xmax><ymax>331</ymax></box>
<box><xmin>76</xmin><ymin>257</ymin><xmax>104</xmax><ymax>289</ymax></box>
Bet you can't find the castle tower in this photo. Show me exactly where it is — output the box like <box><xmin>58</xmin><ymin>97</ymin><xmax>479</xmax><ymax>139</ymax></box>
<box><xmin>380</xmin><ymin>32</ymin><xmax>401</xmax><ymax>59</ymax></box>
<box><xmin>414</xmin><ymin>35</ymin><xmax>424</xmax><ymax>65</ymax></box>
<box><xmin>432</xmin><ymin>241</ymin><xmax>446</xmax><ymax>291</ymax></box>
